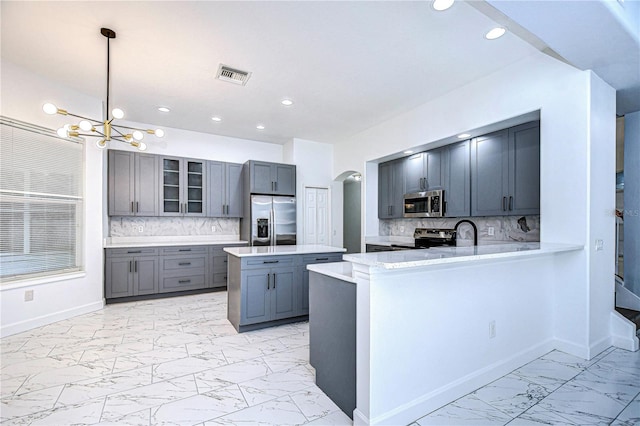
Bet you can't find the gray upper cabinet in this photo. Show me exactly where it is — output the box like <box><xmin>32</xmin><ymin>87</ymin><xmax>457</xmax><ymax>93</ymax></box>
<box><xmin>247</xmin><ymin>161</ymin><xmax>296</xmax><ymax>195</ymax></box>
<box><xmin>442</xmin><ymin>141</ymin><xmax>471</xmax><ymax>217</ymax></box>
<box><xmin>471</xmin><ymin>121</ymin><xmax>540</xmax><ymax>216</ymax></box>
<box><xmin>378</xmin><ymin>159</ymin><xmax>404</xmax><ymax>219</ymax></box>
<box><xmin>208</xmin><ymin>161</ymin><xmax>244</xmax><ymax>218</ymax></box>
<box><xmin>160</xmin><ymin>157</ymin><xmax>206</xmax><ymax>216</ymax></box>
<box><xmin>108</xmin><ymin>150</ymin><xmax>158</xmax><ymax>216</ymax></box>
<box><xmin>404</xmin><ymin>150</ymin><xmax>444</xmax><ymax>194</ymax></box>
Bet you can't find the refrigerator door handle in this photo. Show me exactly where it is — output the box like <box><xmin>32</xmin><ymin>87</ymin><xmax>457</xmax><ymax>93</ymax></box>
<box><xmin>271</xmin><ymin>205</ymin><xmax>276</xmax><ymax>245</ymax></box>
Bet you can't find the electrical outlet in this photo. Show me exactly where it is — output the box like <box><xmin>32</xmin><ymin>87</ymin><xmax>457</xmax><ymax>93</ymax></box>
<box><xmin>488</xmin><ymin>226</ymin><xmax>494</xmax><ymax>236</ymax></box>
<box><xmin>595</xmin><ymin>239</ymin><xmax>604</xmax><ymax>251</ymax></box>
<box><xmin>137</xmin><ymin>226</ymin><xmax>144</xmax><ymax>233</ymax></box>
<box><xmin>211</xmin><ymin>226</ymin><xmax>217</xmax><ymax>233</ymax></box>
<box><xmin>399</xmin><ymin>226</ymin><xmax>405</xmax><ymax>233</ymax></box>
<box><xmin>25</xmin><ymin>290</ymin><xmax>34</xmax><ymax>302</ymax></box>
<box><xmin>489</xmin><ymin>320</ymin><xmax>496</xmax><ymax>339</ymax></box>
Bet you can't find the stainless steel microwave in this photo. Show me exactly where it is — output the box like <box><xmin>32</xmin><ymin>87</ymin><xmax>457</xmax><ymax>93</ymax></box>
<box><xmin>403</xmin><ymin>190</ymin><xmax>444</xmax><ymax>218</ymax></box>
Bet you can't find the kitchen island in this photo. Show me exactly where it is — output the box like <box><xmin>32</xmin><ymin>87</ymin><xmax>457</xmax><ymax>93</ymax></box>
<box><xmin>310</xmin><ymin>242</ymin><xmax>585</xmax><ymax>425</ymax></box>
<box><xmin>224</xmin><ymin>244</ymin><xmax>345</xmax><ymax>332</ymax></box>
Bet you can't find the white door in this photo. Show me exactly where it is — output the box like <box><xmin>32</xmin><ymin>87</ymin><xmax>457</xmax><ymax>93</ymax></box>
<box><xmin>304</xmin><ymin>187</ymin><xmax>329</xmax><ymax>245</ymax></box>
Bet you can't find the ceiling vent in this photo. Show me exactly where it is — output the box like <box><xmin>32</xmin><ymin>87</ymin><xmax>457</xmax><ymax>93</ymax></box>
<box><xmin>216</xmin><ymin>64</ymin><xmax>251</xmax><ymax>86</ymax></box>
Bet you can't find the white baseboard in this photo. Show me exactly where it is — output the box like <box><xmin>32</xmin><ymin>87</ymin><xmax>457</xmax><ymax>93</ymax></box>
<box><xmin>361</xmin><ymin>339</ymin><xmax>556</xmax><ymax>425</ymax></box>
<box><xmin>1</xmin><ymin>300</ymin><xmax>104</xmax><ymax>338</ymax></box>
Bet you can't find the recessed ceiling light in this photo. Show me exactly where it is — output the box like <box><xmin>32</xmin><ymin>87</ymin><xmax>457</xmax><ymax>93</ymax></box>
<box><xmin>404</xmin><ymin>150</ymin><xmax>414</xmax><ymax>154</ymax></box>
<box><xmin>158</xmin><ymin>107</ymin><xmax>170</xmax><ymax>113</ymax></box>
<box><xmin>485</xmin><ymin>27</ymin><xmax>506</xmax><ymax>40</ymax></box>
<box><xmin>211</xmin><ymin>116</ymin><xmax>222</xmax><ymax>122</ymax></box>
<box><xmin>432</xmin><ymin>0</ymin><xmax>454</xmax><ymax>11</ymax></box>
<box><xmin>281</xmin><ymin>99</ymin><xmax>294</xmax><ymax>106</ymax></box>
<box><xmin>256</xmin><ymin>124</ymin><xmax>265</xmax><ymax>130</ymax></box>
<box><xmin>458</xmin><ymin>133</ymin><xmax>471</xmax><ymax>139</ymax></box>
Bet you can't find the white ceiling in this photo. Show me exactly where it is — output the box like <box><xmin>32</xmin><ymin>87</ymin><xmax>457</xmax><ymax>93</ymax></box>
<box><xmin>1</xmin><ymin>1</ymin><xmax>637</xmax><ymax>145</ymax></box>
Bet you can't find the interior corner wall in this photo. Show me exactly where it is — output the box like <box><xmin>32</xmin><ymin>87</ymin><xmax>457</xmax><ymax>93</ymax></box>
<box><xmin>586</xmin><ymin>71</ymin><xmax>617</xmax><ymax>353</ymax></box>
<box><xmin>624</xmin><ymin>111</ymin><xmax>640</xmax><ymax>296</ymax></box>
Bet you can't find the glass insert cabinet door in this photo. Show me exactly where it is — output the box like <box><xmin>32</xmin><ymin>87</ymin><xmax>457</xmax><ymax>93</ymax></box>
<box><xmin>160</xmin><ymin>157</ymin><xmax>206</xmax><ymax>215</ymax></box>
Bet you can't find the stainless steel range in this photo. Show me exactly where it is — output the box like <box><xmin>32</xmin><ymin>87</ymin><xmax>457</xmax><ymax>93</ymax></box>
<box><xmin>413</xmin><ymin>228</ymin><xmax>457</xmax><ymax>248</ymax></box>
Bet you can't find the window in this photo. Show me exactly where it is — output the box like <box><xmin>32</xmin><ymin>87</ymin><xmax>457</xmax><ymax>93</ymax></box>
<box><xmin>0</xmin><ymin>117</ymin><xmax>84</xmax><ymax>282</ymax></box>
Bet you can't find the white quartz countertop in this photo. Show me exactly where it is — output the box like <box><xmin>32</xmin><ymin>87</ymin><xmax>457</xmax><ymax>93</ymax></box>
<box><xmin>104</xmin><ymin>236</ymin><xmax>248</xmax><ymax>248</ymax></box>
<box><xmin>307</xmin><ymin>262</ymin><xmax>356</xmax><ymax>283</ymax></box>
<box><xmin>365</xmin><ymin>236</ymin><xmax>417</xmax><ymax>247</ymax></box>
<box><xmin>224</xmin><ymin>244</ymin><xmax>346</xmax><ymax>257</ymax></box>
<box><xmin>344</xmin><ymin>242</ymin><xmax>583</xmax><ymax>270</ymax></box>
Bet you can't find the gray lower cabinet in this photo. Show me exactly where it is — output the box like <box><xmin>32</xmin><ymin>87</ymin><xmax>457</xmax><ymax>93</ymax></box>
<box><xmin>443</xmin><ymin>140</ymin><xmax>471</xmax><ymax>217</ymax></box>
<box><xmin>378</xmin><ymin>159</ymin><xmax>404</xmax><ymax>219</ymax></box>
<box><xmin>108</xmin><ymin>150</ymin><xmax>159</xmax><ymax>216</ymax></box>
<box><xmin>299</xmin><ymin>254</ymin><xmax>344</xmax><ymax>315</ymax></box>
<box><xmin>105</xmin><ymin>248</ymin><xmax>159</xmax><ymax>298</ymax></box>
<box><xmin>471</xmin><ymin>121</ymin><xmax>540</xmax><ymax>216</ymax></box>
<box><xmin>227</xmin><ymin>252</ymin><xmax>344</xmax><ymax>331</ymax></box>
<box><xmin>209</xmin><ymin>243</ymin><xmax>247</xmax><ymax>288</ymax></box>
<box><xmin>159</xmin><ymin>246</ymin><xmax>207</xmax><ymax>293</ymax></box>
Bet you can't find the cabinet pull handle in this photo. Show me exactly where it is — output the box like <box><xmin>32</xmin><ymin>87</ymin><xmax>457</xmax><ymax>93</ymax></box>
<box><xmin>127</xmin><ymin>250</ymin><xmax>142</xmax><ymax>254</ymax></box>
<box><xmin>136</xmin><ymin>202</ymin><xmax>139</xmax><ymax>213</ymax></box>
<box><xmin>178</xmin><ymin>262</ymin><xmax>191</xmax><ymax>266</ymax></box>
<box><xmin>129</xmin><ymin>260</ymin><xmax>132</xmax><ymax>273</ymax></box>
<box><xmin>179</xmin><ymin>279</ymin><xmax>191</xmax><ymax>284</ymax></box>
<box><xmin>223</xmin><ymin>275</ymin><xmax>227</xmax><ymax>280</ymax></box>
<box><xmin>263</xmin><ymin>260</ymin><xmax>279</xmax><ymax>264</ymax></box>
<box><xmin>316</xmin><ymin>257</ymin><xmax>329</xmax><ymax>261</ymax></box>
<box><xmin>178</xmin><ymin>249</ymin><xmax>192</xmax><ymax>252</ymax></box>
<box><xmin>509</xmin><ymin>196</ymin><xmax>513</xmax><ymax>211</ymax></box>
<box><xmin>502</xmin><ymin>197</ymin><xmax>507</xmax><ymax>211</ymax></box>
<box><xmin>224</xmin><ymin>260</ymin><xmax>228</xmax><ymax>263</ymax></box>
<box><xmin>131</xmin><ymin>201</ymin><xmax>134</xmax><ymax>213</ymax></box>
<box><xmin>134</xmin><ymin>260</ymin><xmax>137</xmax><ymax>273</ymax></box>
<box><xmin>267</xmin><ymin>273</ymin><xmax>270</xmax><ymax>289</ymax></box>
<box><xmin>274</xmin><ymin>181</ymin><xmax>278</xmax><ymax>192</ymax></box>
<box><xmin>273</xmin><ymin>273</ymin><xmax>276</xmax><ymax>288</ymax></box>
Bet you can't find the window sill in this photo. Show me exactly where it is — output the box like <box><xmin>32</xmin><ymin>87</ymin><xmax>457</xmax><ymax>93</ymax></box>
<box><xmin>1</xmin><ymin>271</ymin><xmax>87</xmax><ymax>291</ymax></box>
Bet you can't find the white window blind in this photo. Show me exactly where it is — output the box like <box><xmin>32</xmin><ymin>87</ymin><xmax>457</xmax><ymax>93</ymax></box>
<box><xmin>0</xmin><ymin>117</ymin><xmax>84</xmax><ymax>282</ymax></box>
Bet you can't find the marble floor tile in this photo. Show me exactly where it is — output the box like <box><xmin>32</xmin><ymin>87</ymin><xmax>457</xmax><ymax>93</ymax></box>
<box><xmin>150</xmin><ymin>384</ymin><xmax>247</xmax><ymax>425</ymax></box>
<box><xmin>3</xmin><ymin>291</ymin><xmax>639</xmax><ymax>426</ymax></box>
<box><xmin>415</xmin><ymin>394</ymin><xmax>513</xmax><ymax>425</ymax></box>
<box><xmin>203</xmin><ymin>395</ymin><xmax>309</xmax><ymax>425</ymax></box>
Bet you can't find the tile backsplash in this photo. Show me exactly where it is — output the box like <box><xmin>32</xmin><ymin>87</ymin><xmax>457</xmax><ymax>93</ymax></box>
<box><xmin>110</xmin><ymin>217</ymin><xmax>239</xmax><ymax>237</ymax></box>
<box><xmin>380</xmin><ymin>215</ymin><xmax>540</xmax><ymax>244</ymax></box>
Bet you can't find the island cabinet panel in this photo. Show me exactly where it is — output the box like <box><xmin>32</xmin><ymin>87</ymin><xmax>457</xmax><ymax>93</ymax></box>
<box><xmin>246</xmin><ymin>160</ymin><xmax>296</xmax><ymax>196</ymax></box>
<box><xmin>378</xmin><ymin>159</ymin><xmax>404</xmax><ymax>219</ymax></box>
<box><xmin>208</xmin><ymin>161</ymin><xmax>244</xmax><ymax>218</ymax></box>
<box><xmin>442</xmin><ymin>140</ymin><xmax>471</xmax><ymax>217</ymax></box>
<box><xmin>471</xmin><ymin>121</ymin><xmax>540</xmax><ymax>217</ymax></box>
<box><xmin>299</xmin><ymin>253</ymin><xmax>344</xmax><ymax>315</ymax></box>
<box><xmin>209</xmin><ymin>243</ymin><xmax>247</xmax><ymax>288</ymax></box>
<box><xmin>108</xmin><ymin>150</ymin><xmax>158</xmax><ymax>216</ymax></box>
<box><xmin>227</xmin><ymin>251</ymin><xmax>344</xmax><ymax>332</ymax></box>
<box><xmin>105</xmin><ymin>248</ymin><xmax>160</xmax><ymax>299</ymax></box>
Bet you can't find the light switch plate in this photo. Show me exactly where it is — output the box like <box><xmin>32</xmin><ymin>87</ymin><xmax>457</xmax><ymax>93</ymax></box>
<box><xmin>595</xmin><ymin>239</ymin><xmax>604</xmax><ymax>251</ymax></box>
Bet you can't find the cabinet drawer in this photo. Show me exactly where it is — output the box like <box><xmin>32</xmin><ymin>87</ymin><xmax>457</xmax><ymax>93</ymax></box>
<box><xmin>159</xmin><ymin>274</ymin><xmax>206</xmax><ymax>293</ymax></box>
<box><xmin>106</xmin><ymin>247</ymin><xmax>159</xmax><ymax>257</ymax></box>
<box><xmin>243</xmin><ymin>256</ymin><xmax>295</xmax><ymax>269</ymax></box>
<box><xmin>162</xmin><ymin>256</ymin><xmax>206</xmax><ymax>272</ymax></box>
<box><xmin>161</xmin><ymin>246</ymin><xmax>207</xmax><ymax>255</ymax></box>
<box><xmin>302</xmin><ymin>253</ymin><xmax>343</xmax><ymax>265</ymax></box>
<box><xmin>212</xmin><ymin>255</ymin><xmax>228</xmax><ymax>273</ymax></box>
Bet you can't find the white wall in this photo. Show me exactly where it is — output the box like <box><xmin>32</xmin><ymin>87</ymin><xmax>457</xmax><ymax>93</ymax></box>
<box><xmin>283</xmin><ymin>138</ymin><xmax>336</xmax><ymax>245</ymax></box>
<box><xmin>332</xmin><ymin>52</ymin><xmax>621</xmax><ymax>358</ymax></box>
<box><xmin>0</xmin><ymin>61</ymin><xmax>287</xmax><ymax>336</ymax></box>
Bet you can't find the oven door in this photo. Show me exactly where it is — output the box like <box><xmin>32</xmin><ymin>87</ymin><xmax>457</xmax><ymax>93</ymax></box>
<box><xmin>403</xmin><ymin>192</ymin><xmax>430</xmax><ymax>218</ymax></box>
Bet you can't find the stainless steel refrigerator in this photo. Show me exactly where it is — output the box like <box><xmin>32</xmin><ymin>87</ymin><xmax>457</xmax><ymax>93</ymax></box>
<box><xmin>249</xmin><ymin>195</ymin><xmax>297</xmax><ymax>246</ymax></box>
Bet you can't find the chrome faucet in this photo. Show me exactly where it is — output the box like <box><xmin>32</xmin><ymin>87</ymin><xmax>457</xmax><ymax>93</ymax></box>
<box><xmin>454</xmin><ymin>219</ymin><xmax>478</xmax><ymax>246</ymax></box>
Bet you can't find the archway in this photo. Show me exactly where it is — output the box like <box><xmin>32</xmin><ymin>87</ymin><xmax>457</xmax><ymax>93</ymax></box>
<box><xmin>334</xmin><ymin>170</ymin><xmax>362</xmax><ymax>253</ymax></box>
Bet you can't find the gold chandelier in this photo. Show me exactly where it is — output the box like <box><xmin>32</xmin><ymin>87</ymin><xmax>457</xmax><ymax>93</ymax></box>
<box><xmin>43</xmin><ymin>28</ymin><xmax>164</xmax><ymax>151</ymax></box>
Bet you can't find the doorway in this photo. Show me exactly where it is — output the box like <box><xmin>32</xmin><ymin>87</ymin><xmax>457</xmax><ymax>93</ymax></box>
<box><xmin>304</xmin><ymin>187</ymin><xmax>329</xmax><ymax>245</ymax></box>
<box><xmin>343</xmin><ymin>173</ymin><xmax>362</xmax><ymax>253</ymax></box>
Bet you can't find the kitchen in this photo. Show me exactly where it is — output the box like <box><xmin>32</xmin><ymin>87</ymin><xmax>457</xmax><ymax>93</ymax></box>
<box><xmin>2</xmin><ymin>1</ymin><xmax>640</xmax><ymax>425</ymax></box>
